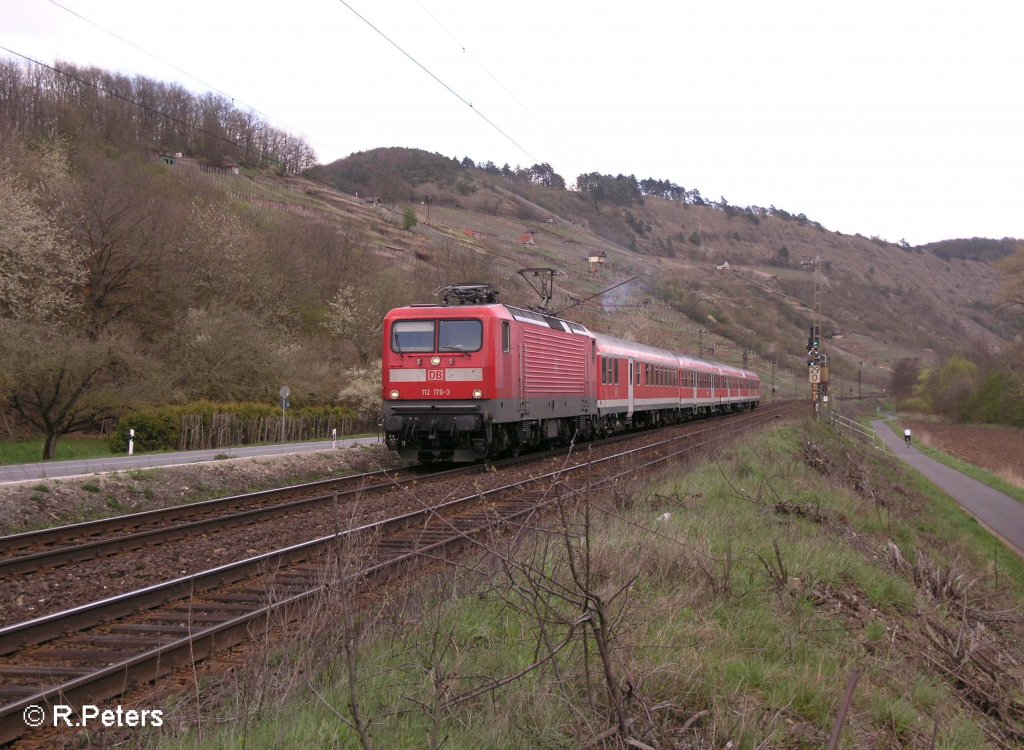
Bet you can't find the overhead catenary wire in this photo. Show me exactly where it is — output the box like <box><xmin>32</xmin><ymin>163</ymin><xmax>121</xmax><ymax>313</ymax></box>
<box><xmin>412</xmin><ymin>0</ymin><xmax>578</xmax><ymax>163</ymax></box>
<box><xmin>43</xmin><ymin>0</ymin><xmax>540</xmax><ymax>169</ymax></box>
<box><xmin>333</xmin><ymin>0</ymin><xmax>536</xmax><ymax>163</ymax></box>
<box><xmin>43</xmin><ymin>0</ymin><xmax>345</xmax><ymax>163</ymax></box>
<box><xmin>0</xmin><ymin>45</ymin><xmax>327</xmax><ymax>185</ymax></box>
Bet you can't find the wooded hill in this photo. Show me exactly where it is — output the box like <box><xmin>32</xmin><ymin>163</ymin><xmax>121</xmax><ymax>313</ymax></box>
<box><xmin>1</xmin><ymin>59</ymin><xmax>1022</xmax><ymax>456</ymax></box>
<box><xmin>312</xmin><ymin>148</ymin><xmax>1021</xmax><ymax>395</ymax></box>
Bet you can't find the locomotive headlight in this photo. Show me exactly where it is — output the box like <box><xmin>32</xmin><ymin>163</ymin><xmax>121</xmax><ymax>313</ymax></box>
<box><xmin>430</xmin><ymin>356</ymin><xmax>441</xmax><ymax>366</ymax></box>
<box><xmin>472</xmin><ymin>389</ymin><xmax>483</xmax><ymax>399</ymax></box>
<box><xmin>390</xmin><ymin>390</ymin><xmax>400</xmax><ymax>400</ymax></box>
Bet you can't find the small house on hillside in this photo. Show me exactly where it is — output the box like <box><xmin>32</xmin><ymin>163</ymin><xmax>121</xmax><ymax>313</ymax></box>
<box><xmin>200</xmin><ymin>159</ymin><xmax>240</xmax><ymax>176</ymax></box>
<box><xmin>587</xmin><ymin>250</ymin><xmax>607</xmax><ymax>272</ymax></box>
<box><xmin>153</xmin><ymin>151</ymin><xmax>183</xmax><ymax>166</ymax></box>
<box><xmin>519</xmin><ymin>232</ymin><xmax>536</xmax><ymax>246</ymax></box>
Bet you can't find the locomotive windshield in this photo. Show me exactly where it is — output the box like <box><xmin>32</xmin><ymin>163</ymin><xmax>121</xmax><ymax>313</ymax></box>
<box><xmin>391</xmin><ymin>319</ymin><xmax>482</xmax><ymax>353</ymax></box>
<box><xmin>439</xmin><ymin>320</ymin><xmax>482</xmax><ymax>352</ymax></box>
<box><xmin>391</xmin><ymin>321</ymin><xmax>435</xmax><ymax>352</ymax></box>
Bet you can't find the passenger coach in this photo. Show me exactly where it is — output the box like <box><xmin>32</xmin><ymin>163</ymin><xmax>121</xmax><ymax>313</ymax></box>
<box><xmin>381</xmin><ymin>286</ymin><xmax>760</xmax><ymax>462</ymax></box>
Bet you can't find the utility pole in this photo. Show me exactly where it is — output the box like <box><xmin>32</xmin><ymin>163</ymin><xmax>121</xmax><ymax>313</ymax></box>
<box><xmin>801</xmin><ymin>256</ymin><xmax>828</xmax><ymax>418</ymax></box>
<box><xmin>719</xmin><ymin>257</ymin><xmax>829</xmax><ymax>417</ymax></box>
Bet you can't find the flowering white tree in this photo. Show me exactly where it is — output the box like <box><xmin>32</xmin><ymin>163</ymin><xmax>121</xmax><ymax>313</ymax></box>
<box><xmin>325</xmin><ymin>285</ymin><xmax>385</xmax><ymax>362</ymax></box>
<box><xmin>0</xmin><ymin>167</ymin><xmax>84</xmax><ymax>323</ymax></box>
<box><xmin>335</xmin><ymin>360</ymin><xmax>382</xmax><ymax>427</ymax></box>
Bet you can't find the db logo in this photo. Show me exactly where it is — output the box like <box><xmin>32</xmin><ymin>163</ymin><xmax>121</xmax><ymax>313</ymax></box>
<box><xmin>427</xmin><ymin>370</ymin><xmax>444</xmax><ymax>381</ymax></box>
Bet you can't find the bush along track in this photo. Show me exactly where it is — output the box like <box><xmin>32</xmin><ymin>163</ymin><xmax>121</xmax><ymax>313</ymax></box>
<box><xmin>141</xmin><ymin>420</ymin><xmax>1024</xmax><ymax>750</ymax></box>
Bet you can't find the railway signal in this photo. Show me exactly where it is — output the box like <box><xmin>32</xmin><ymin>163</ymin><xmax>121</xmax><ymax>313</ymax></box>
<box><xmin>718</xmin><ymin>256</ymin><xmax>830</xmax><ymax>416</ymax></box>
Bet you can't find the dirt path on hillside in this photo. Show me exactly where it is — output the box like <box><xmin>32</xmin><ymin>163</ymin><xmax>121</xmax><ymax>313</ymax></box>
<box><xmin>905</xmin><ymin>421</ymin><xmax>1024</xmax><ymax>481</ymax></box>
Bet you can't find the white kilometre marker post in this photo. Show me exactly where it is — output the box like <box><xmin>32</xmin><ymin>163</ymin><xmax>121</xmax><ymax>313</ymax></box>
<box><xmin>279</xmin><ymin>385</ymin><xmax>290</xmax><ymax>443</ymax></box>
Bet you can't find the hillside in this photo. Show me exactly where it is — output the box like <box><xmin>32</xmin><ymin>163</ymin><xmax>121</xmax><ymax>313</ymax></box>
<box><xmin>53</xmin><ymin>418</ymin><xmax>1024</xmax><ymax>748</ymax></box>
<box><xmin>312</xmin><ymin>148</ymin><xmax>1018</xmax><ymax>396</ymax></box>
<box><xmin>2</xmin><ymin>56</ymin><xmax>1022</xmax><ymax>456</ymax></box>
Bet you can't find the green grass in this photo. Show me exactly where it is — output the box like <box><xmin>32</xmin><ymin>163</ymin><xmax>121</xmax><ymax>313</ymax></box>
<box><xmin>145</xmin><ymin>422</ymin><xmax>1021</xmax><ymax>749</ymax></box>
<box><xmin>0</xmin><ymin>437</ymin><xmax>115</xmax><ymax>465</ymax></box>
<box><xmin>0</xmin><ymin>434</ymin><xmax>378</xmax><ymax>467</ymax></box>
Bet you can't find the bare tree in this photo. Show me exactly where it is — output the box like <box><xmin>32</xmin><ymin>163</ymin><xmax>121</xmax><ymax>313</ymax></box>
<box><xmin>65</xmin><ymin>152</ymin><xmax>185</xmax><ymax>335</ymax></box>
<box><xmin>0</xmin><ymin>321</ymin><xmax>133</xmax><ymax>459</ymax></box>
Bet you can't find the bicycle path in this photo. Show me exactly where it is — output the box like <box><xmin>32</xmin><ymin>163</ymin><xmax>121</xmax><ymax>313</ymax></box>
<box><xmin>872</xmin><ymin>420</ymin><xmax>1024</xmax><ymax>556</ymax></box>
<box><xmin>0</xmin><ymin>436</ymin><xmax>381</xmax><ymax>485</ymax></box>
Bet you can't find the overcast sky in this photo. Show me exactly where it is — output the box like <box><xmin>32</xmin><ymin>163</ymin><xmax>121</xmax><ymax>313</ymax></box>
<box><xmin>5</xmin><ymin>0</ymin><xmax>1022</xmax><ymax>246</ymax></box>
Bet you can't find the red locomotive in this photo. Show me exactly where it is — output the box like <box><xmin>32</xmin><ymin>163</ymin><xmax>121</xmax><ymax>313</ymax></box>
<box><xmin>381</xmin><ymin>285</ymin><xmax>760</xmax><ymax>462</ymax></box>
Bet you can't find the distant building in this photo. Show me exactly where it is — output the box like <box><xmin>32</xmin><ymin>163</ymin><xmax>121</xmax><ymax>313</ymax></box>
<box><xmin>519</xmin><ymin>232</ymin><xmax>536</xmax><ymax>246</ymax></box>
<box><xmin>587</xmin><ymin>250</ymin><xmax>607</xmax><ymax>272</ymax></box>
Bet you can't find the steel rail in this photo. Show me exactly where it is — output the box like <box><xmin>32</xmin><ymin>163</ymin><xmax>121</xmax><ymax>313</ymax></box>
<box><xmin>0</xmin><ymin>403</ymin><xmax>794</xmax><ymax>745</ymax></box>
<box><xmin>0</xmin><ymin>405</ymin><xmax>789</xmax><ymax>576</ymax></box>
<box><xmin>0</xmin><ymin>467</ymin><xmax>407</xmax><ymax>554</ymax></box>
<box><xmin>0</xmin><ymin>460</ymin><xmax>509</xmax><ymax>575</ymax></box>
<box><xmin>0</xmin><ymin>405</ymin><xmax>791</xmax><ymax>657</ymax></box>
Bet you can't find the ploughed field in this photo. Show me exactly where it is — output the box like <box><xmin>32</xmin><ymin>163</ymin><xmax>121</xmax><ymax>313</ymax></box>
<box><xmin>907</xmin><ymin>421</ymin><xmax>1024</xmax><ymax>482</ymax></box>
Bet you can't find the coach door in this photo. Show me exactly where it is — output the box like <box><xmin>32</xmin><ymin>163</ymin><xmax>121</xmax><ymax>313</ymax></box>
<box><xmin>627</xmin><ymin>359</ymin><xmax>635</xmax><ymax>419</ymax></box>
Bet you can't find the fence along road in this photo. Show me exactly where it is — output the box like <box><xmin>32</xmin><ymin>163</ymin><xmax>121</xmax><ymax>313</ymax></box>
<box><xmin>0</xmin><ymin>437</ymin><xmax>381</xmax><ymax>485</ymax></box>
<box><xmin>872</xmin><ymin>420</ymin><xmax>1024</xmax><ymax>557</ymax></box>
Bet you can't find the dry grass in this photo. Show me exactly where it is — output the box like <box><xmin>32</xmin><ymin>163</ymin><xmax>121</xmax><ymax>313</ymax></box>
<box><xmin>997</xmin><ymin>467</ymin><xmax>1024</xmax><ymax>490</ymax></box>
<box><xmin>141</xmin><ymin>422</ymin><xmax>1024</xmax><ymax>749</ymax></box>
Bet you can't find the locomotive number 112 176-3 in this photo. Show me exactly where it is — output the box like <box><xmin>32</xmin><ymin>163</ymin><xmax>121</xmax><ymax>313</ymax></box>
<box><xmin>422</xmin><ymin>388</ymin><xmax>451</xmax><ymax>397</ymax></box>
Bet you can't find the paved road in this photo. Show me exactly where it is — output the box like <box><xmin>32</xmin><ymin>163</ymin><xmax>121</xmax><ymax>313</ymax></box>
<box><xmin>0</xmin><ymin>436</ymin><xmax>382</xmax><ymax>485</ymax></box>
<box><xmin>873</xmin><ymin>420</ymin><xmax>1024</xmax><ymax>556</ymax></box>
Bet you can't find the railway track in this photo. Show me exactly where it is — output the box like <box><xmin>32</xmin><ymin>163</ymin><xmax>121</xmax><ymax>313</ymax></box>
<box><xmin>0</xmin><ymin>465</ymin><xmax>454</xmax><ymax>576</ymax></box>
<box><xmin>0</xmin><ymin>403</ymin><xmax>791</xmax><ymax>579</ymax></box>
<box><xmin>0</xmin><ymin>402</ymin><xmax>797</xmax><ymax>745</ymax></box>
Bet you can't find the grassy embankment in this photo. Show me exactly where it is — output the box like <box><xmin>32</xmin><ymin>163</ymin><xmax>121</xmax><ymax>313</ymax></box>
<box><xmin>0</xmin><ymin>438</ymin><xmax>113</xmax><ymax>465</ymax></box>
<box><xmin>143</xmin><ymin>420</ymin><xmax>1024</xmax><ymax>749</ymax></box>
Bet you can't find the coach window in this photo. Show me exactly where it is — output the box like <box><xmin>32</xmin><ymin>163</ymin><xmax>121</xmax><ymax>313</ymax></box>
<box><xmin>391</xmin><ymin>320</ymin><xmax>435</xmax><ymax>352</ymax></box>
<box><xmin>502</xmin><ymin>321</ymin><xmax>510</xmax><ymax>353</ymax></box>
<box><xmin>439</xmin><ymin>319</ymin><xmax>482</xmax><ymax>352</ymax></box>
<box><xmin>614</xmin><ymin>358</ymin><xmax>620</xmax><ymax>385</ymax></box>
